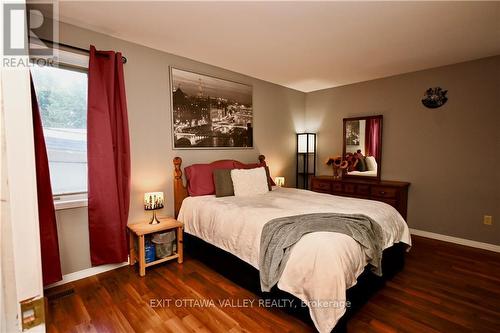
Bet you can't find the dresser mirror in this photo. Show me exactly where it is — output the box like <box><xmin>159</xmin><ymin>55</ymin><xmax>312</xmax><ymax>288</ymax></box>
<box><xmin>342</xmin><ymin>115</ymin><xmax>383</xmax><ymax>180</ymax></box>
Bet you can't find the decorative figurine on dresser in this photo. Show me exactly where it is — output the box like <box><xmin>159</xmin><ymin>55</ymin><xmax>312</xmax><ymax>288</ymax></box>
<box><xmin>311</xmin><ymin>115</ymin><xmax>410</xmax><ymax>219</ymax></box>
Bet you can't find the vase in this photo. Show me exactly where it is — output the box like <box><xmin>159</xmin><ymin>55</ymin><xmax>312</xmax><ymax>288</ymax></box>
<box><xmin>333</xmin><ymin>167</ymin><xmax>342</xmax><ymax>180</ymax></box>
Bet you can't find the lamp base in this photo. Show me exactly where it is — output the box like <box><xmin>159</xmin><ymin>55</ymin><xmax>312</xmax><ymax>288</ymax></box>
<box><xmin>149</xmin><ymin>210</ymin><xmax>161</xmax><ymax>225</ymax></box>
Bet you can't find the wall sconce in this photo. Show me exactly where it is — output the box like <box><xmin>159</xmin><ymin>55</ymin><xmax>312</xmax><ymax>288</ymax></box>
<box><xmin>274</xmin><ymin>177</ymin><xmax>285</xmax><ymax>187</ymax></box>
<box><xmin>144</xmin><ymin>192</ymin><xmax>164</xmax><ymax>224</ymax></box>
<box><xmin>296</xmin><ymin>133</ymin><xmax>316</xmax><ymax>189</ymax></box>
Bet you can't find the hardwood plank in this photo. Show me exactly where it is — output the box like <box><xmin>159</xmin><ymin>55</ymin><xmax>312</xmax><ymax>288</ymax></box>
<box><xmin>46</xmin><ymin>236</ymin><xmax>500</xmax><ymax>332</ymax></box>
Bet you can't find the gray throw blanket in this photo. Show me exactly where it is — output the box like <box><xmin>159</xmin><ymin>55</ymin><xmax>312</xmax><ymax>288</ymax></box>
<box><xmin>259</xmin><ymin>213</ymin><xmax>384</xmax><ymax>292</ymax></box>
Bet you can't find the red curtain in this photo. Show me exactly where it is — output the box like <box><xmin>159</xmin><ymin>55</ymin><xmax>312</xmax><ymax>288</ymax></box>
<box><xmin>87</xmin><ymin>45</ymin><xmax>131</xmax><ymax>266</ymax></box>
<box><xmin>31</xmin><ymin>77</ymin><xmax>63</xmax><ymax>286</ymax></box>
<box><xmin>365</xmin><ymin>118</ymin><xmax>381</xmax><ymax>159</ymax></box>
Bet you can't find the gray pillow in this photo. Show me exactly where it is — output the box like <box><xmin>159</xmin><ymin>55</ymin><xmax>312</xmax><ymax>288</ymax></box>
<box><xmin>213</xmin><ymin>169</ymin><xmax>234</xmax><ymax>197</ymax></box>
<box><xmin>357</xmin><ymin>156</ymin><xmax>367</xmax><ymax>172</ymax></box>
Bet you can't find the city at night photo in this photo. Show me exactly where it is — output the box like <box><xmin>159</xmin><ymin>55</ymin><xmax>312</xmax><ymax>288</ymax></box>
<box><xmin>171</xmin><ymin>68</ymin><xmax>253</xmax><ymax>148</ymax></box>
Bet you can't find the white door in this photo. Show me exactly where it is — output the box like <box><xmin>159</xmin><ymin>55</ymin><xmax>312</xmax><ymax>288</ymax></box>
<box><xmin>1</xmin><ymin>0</ymin><xmax>46</xmax><ymax>328</ymax></box>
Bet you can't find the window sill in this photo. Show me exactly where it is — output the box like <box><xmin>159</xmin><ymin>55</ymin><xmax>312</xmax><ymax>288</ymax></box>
<box><xmin>54</xmin><ymin>198</ymin><xmax>88</xmax><ymax>211</ymax></box>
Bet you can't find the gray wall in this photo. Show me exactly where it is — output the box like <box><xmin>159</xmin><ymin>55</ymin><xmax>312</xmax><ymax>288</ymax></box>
<box><xmin>306</xmin><ymin>56</ymin><xmax>500</xmax><ymax>245</ymax></box>
<box><xmin>52</xmin><ymin>21</ymin><xmax>305</xmax><ymax>275</ymax></box>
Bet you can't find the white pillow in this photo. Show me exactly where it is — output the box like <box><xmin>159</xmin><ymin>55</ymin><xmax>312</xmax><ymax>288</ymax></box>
<box><xmin>231</xmin><ymin>167</ymin><xmax>269</xmax><ymax>197</ymax></box>
<box><xmin>365</xmin><ymin>156</ymin><xmax>378</xmax><ymax>171</ymax></box>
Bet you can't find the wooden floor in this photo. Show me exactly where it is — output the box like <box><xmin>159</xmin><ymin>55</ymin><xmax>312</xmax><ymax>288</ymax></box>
<box><xmin>46</xmin><ymin>236</ymin><xmax>500</xmax><ymax>333</ymax></box>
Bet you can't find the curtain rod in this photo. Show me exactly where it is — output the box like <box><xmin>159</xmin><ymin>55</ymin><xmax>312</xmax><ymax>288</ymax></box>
<box><xmin>37</xmin><ymin>38</ymin><xmax>127</xmax><ymax>64</ymax></box>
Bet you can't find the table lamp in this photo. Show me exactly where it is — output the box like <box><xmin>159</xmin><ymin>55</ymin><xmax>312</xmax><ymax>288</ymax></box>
<box><xmin>275</xmin><ymin>177</ymin><xmax>285</xmax><ymax>187</ymax></box>
<box><xmin>144</xmin><ymin>192</ymin><xmax>164</xmax><ymax>224</ymax></box>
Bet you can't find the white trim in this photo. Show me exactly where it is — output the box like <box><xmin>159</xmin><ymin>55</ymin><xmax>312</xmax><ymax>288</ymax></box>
<box><xmin>29</xmin><ymin>41</ymin><xmax>90</xmax><ymax>70</ymax></box>
<box><xmin>410</xmin><ymin>228</ymin><xmax>500</xmax><ymax>253</ymax></box>
<box><xmin>44</xmin><ymin>261</ymin><xmax>129</xmax><ymax>289</ymax></box>
<box><xmin>53</xmin><ymin>192</ymin><xmax>88</xmax><ymax>210</ymax></box>
<box><xmin>2</xmin><ymin>65</ymin><xmax>45</xmax><ymax>331</ymax></box>
<box><xmin>54</xmin><ymin>198</ymin><xmax>88</xmax><ymax>210</ymax></box>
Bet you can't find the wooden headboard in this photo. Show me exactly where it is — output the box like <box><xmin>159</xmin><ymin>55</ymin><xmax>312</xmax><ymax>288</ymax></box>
<box><xmin>173</xmin><ymin>155</ymin><xmax>266</xmax><ymax>218</ymax></box>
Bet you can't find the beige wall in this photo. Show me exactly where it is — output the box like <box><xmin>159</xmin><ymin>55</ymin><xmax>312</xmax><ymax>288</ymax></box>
<box><xmin>306</xmin><ymin>56</ymin><xmax>500</xmax><ymax>245</ymax></box>
<box><xmin>52</xmin><ymin>22</ymin><xmax>305</xmax><ymax>274</ymax></box>
<box><xmin>55</xmin><ymin>208</ymin><xmax>89</xmax><ymax>274</ymax></box>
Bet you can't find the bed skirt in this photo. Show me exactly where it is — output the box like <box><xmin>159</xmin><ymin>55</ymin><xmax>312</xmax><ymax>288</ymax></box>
<box><xmin>184</xmin><ymin>233</ymin><xmax>406</xmax><ymax>333</ymax></box>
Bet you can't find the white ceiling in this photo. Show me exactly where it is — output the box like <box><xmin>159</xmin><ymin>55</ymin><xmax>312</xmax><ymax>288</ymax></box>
<box><xmin>57</xmin><ymin>1</ymin><xmax>500</xmax><ymax>92</ymax></box>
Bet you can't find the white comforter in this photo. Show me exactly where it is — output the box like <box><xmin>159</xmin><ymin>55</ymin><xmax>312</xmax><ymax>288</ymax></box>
<box><xmin>178</xmin><ymin>187</ymin><xmax>411</xmax><ymax>333</ymax></box>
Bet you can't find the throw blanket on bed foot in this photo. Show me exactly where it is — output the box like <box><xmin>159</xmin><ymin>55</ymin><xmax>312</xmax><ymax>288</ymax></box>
<box><xmin>259</xmin><ymin>213</ymin><xmax>384</xmax><ymax>292</ymax></box>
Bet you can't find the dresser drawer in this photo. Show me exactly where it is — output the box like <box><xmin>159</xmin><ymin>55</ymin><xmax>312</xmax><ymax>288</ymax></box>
<box><xmin>311</xmin><ymin>180</ymin><xmax>331</xmax><ymax>192</ymax></box>
<box><xmin>343</xmin><ymin>183</ymin><xmax>355</xmax><ymax>194</ymax></box>
<box><xmin>309</xmin><ymin>176</ymin><xmax>410</xmax><ymax>220</ymax></box>
<box><xmin>374</xmin><ymin>197</ymin><xmax>398</xmax><ymax>208</ymax></box>
<box><xmin>356</xmin><ymin>185</ymin><xmax>370</xmax><ymax>196</ymax></box>
<box><xmin>371</xmin><ymin>186</ymin><xmax>398</xmax><ymax>199</ymax></box>
<box><xmin>332</xmin><ymin>182</ymin><xmax>343</xmax><ymax>193</ymax></box>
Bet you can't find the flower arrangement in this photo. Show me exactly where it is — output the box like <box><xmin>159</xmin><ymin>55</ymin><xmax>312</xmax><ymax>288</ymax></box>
<box><xmin>344</xmin><ymin>152</ymin><xmax>358</xmax><ymax>171</ymax></box>
<box><xmin>326</xmin><ymin>156</ymin><xmax>348</xmax><ymax>179</ymax></box>
<box><xmin>344</xmin><ymin>150</ymin><xmax>365</xmax><ymax>172</ymax></box>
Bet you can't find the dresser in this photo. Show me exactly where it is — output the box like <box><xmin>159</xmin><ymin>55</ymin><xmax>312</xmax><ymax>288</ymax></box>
<box><xmin>310</xmin><ymin>176</ymin><xmax>410</xmax><ymax>220</ymax></box>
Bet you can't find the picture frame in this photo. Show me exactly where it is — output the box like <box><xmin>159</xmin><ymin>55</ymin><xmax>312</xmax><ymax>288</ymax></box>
<box><xmin>170</xmin><ymin>67</ymin><xmax>253</xmax><ymax>149</ymax></box>
<box><xmin>345</xmin><ymin>120</ymin><xmax>360</xmax><ymax>146</ymax></box>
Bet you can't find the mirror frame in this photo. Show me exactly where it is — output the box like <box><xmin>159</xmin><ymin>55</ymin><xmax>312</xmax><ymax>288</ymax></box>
<box><xmin>342</xmin><ymin>115</ymin><xmax>383</xmax><ymax>181</ymax></box>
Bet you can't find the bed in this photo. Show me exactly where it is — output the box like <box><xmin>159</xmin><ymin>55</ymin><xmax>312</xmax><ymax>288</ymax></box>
<box><xmin>173</xmin><ymin>156</ymin><xmax>411</xmax><ymax>333</ymax></box>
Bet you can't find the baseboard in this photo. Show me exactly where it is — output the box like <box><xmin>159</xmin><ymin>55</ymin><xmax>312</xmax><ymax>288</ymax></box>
<box><xmin>45</xmin><ymin>261</ymin><xmax>129</xmax><ymax>289</ymax></box>
<box><xmin>410</xmin><ymin>228</ymin><xmax>500</xmax><ymax>253</ymax></box>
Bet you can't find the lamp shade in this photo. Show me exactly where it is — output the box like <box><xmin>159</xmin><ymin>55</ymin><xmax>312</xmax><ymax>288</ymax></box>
<box><xmin>274</xmin><ymin>177</ymin><xmax>285</xmax><ymax>187</ymax></box>
<box><xmin>297</xmin><ymin>133</ymin><xmax>316</xmax><ymax>153</ymax></box>
<box><xmin>144</xmin><ymin>192</ymin><xmax>164</xmax><ymax>210</ymax></box>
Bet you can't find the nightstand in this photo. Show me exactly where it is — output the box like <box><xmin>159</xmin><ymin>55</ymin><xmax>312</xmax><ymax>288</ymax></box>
<box><xmin>128</xmin><ymin>217</ymin><xmax>183</xmax><ymax>276</ymax></box>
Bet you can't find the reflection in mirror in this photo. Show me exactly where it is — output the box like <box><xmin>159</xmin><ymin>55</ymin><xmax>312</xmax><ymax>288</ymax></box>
<box><xmin>343</xmin><ymin>115</ymin><xmax>382</xmax><ymax>179</ymax></box>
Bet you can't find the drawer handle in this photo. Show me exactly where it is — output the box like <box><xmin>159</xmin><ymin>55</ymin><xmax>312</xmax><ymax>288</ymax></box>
<box><xmin>379</xmin><ymin>191</ymin><xmax>386</xmax><ymax>195</ymax></box>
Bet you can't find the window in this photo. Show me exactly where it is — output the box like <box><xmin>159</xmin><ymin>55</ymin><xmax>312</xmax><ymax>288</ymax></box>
<box><xmin>31</xmin><ymin>63</ymin><xmax>88</xmax><ymax>198</ymax></box>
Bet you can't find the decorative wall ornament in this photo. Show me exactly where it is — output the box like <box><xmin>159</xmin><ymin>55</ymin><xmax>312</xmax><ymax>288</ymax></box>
<box><xmin>422</xmin><ymin>87</ymin><xmax>448</xmax><ymax>109</ymax></box>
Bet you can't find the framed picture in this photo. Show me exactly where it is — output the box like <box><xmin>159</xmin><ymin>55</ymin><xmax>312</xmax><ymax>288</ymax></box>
<box><xmin>170</xmin><ymin>67</ymin><xmax>253</xmax><ymax>149</ymax></box>
<box><xmin>345</xmin><ymin>120</ymin><xmax>360</xmax><ymax>146</ymax></box>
